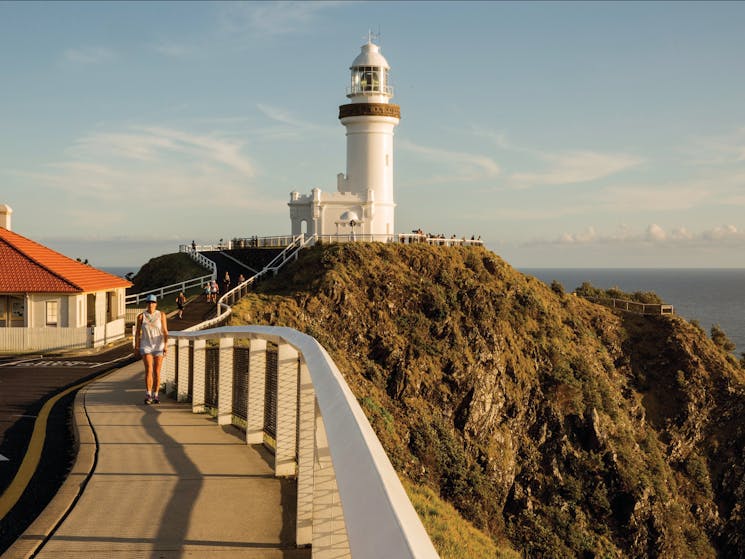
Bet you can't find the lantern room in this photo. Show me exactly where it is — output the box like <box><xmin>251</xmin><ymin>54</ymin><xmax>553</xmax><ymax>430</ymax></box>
<box><xmin>347</xmin><ymin>41</ymin><xmax>393</xmax><ymax>103</ymax></box>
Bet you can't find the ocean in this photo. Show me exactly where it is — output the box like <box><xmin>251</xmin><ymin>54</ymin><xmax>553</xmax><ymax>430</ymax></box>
<box><xmin>522</xmin><ymin>268</ymin><xmax>745</xmax><ymax>355</ymax></box>
<box><xmin>103</xmin><ymin>266</ymin><xmax>138</xmax><ymax>279</ymax></box>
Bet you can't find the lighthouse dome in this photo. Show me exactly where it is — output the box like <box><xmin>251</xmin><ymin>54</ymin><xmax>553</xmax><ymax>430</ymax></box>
<box><xmin>351</xmin><ymin>41</ymin><xmax>390</xmax><ymax>70</ymax></box>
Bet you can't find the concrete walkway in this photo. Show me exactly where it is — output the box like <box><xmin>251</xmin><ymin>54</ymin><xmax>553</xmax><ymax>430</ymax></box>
<box><xmin>9</xmin><ymin>361</ymin><xmax>310</xmax><ymax>559</ymax></box>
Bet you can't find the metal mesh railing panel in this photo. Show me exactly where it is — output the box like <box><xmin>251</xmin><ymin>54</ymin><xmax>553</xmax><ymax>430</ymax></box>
<box><xmin>205</xmin><ymin>346</ymin><xmax>219</xmax><ymax>408</ymax></box>
<box><xmin>233</xmin><ymin>346</ymin><xmax>249</xmax><ymax>421</ymax></box>
<box><xmin>264</xmin><ymin>344</ymin><xmax>278</xmax><ymax>438</ymax></box>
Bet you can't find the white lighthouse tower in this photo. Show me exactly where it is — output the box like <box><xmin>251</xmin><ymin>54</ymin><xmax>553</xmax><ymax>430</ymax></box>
<box><xmin>289</xmin><ymin>37</ymin><xmax>401</xmax><ymax>240</ymax></box>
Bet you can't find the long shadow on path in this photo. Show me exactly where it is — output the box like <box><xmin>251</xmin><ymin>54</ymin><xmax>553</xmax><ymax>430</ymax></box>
<box><xmin>31</xmin><ymin>363</ymin><xmax>309</xmax><ymax>558</ymax></box>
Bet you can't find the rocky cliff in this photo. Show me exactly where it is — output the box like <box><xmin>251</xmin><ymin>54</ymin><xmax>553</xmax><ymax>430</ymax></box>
<box><xmin>230</xmin><ymin>242</ymin><xmax>745</xmax><ymax>558</ymax></box>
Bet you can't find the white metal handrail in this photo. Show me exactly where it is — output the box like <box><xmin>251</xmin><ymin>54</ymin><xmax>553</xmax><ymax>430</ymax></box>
<box><xmin>125</xmin><ymin>273</ymin><xmax>213</xmax><ymax>306</ymax></box>
<box><xmin>263</xmin><ymin>233</ymin><xmax>310</xmax><ymax>273</ymax></box>
<box><xmin>164</xmin><ymin>326</ymin><xmax>439</xmax><ymax>558</ymax></box>
<box><xmin>182</xmin><ymin>236</ymin><xmax>311</xmax><ymax>332</ymax></box>
<box><xmin>586</xmin><ymin>296</ymin><xmax>675</xmax><ymax>315</ymax></box>
<box><xmin>179</xmin><ymin>246</ymin><xmax>218</xmax><ymax>279</ymax></box>
<box><xmin>397</xmin><ymin>234</ymin><xmax>484</xmax><ymax>246</ymax></box>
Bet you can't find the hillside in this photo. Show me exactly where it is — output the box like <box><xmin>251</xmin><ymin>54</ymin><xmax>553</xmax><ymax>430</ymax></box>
<box><xmin>229</xmin><ymin>242</ymin><xmax>745</xmax><ymax>558</ymax></box>
<box><xmin>129</xmin><ymin>252</ymin><xmax>210</xmax><ymax>294</ymax></box>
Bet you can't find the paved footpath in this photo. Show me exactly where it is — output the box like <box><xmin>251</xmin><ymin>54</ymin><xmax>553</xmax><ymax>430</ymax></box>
<box><xmin>5</xmin><ymin>361</ymin><xmax>310</xmax><ymax>559</ymax></box>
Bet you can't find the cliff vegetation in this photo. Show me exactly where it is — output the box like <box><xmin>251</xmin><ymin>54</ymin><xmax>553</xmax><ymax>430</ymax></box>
<box><xmin>230</xmin><ymin>243</ymin><xmax>745</xmax><ymax>558</ymax></box>
<box><xmin>129</xmin><ymin>253</ymin><xmax>209</xmax><ymax>294</ymax></box>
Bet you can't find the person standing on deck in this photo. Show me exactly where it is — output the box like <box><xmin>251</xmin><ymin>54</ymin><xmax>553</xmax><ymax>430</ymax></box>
<box><xmin>134</xmin><ymin>294</ymin><xmax>168</xmax><ymax>404</ymax></box>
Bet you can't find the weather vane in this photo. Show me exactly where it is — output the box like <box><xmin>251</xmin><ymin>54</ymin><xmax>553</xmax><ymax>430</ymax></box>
<box><xmin>366</xmin><ymin>27</ymin><xmax>381</xmax><ymax>44</ymax></box>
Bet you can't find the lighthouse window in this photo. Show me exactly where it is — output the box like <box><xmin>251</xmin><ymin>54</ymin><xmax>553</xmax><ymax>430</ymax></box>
<box><xmin>352</xmin><ymin>66</ymin><xmax>383</xmax><ymax>93</ymax></box>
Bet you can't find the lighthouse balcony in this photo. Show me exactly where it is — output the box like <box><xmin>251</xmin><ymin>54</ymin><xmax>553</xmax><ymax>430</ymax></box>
<box><xmin>346</xmin><ymin>84</ymin><xmax>393</xmax><ymax>96</ymax></box>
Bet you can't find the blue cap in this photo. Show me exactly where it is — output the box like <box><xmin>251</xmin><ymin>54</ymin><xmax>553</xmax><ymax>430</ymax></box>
<box><xmin>145</xmin><ymin>294</ymin><xmax>157</xmax><ymax>303</ymax></box>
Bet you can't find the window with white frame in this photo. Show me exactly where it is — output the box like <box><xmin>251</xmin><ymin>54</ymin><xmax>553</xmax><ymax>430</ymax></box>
<box><xmin>46</xmin><ymin>300</ymin><xmax>58</xmax><ymax>326</ymax></box>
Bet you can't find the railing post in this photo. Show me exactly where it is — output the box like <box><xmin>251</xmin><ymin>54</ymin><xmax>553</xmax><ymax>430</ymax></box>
<box><xmin>177</xmin><ymin>338</ymin><xmax>190</xmax><ymax>402</ymax></box>
<box><xmin>296</xmin><ymin>358</ymin><xmax>315</xmax><ymax>546</ymax></box>
<box><xmin>163</xmin><ymin>338</ymin><xmax>176</xmax><ymax>395</ymax></box>
<box><xmin>246</xmin><ymin>338</ymin><xmax>267</xmax><ymax>444</ymax></box>
<box><xmin>275</xmin><ymin>341</ymin><xmax>299</xmax><ymax>476</ymax></box>
<box><xmin>218</xmin><ymin>336</ymin><xmax>234</xmax><ymax>425</ymax></box>
<box><xmin>192</xmin><ymin>338</ymin><xmax>206</xmax><ymax>413</ymax></box>
<box><xmin>313</xmin><ymin>404</ymin><xmax>350</xmax><ymax>557</ymax></box>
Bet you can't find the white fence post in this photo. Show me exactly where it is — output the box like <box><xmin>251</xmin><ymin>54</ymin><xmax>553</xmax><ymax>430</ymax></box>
<box><xmin>192</xmin><ymin>338</ymin><xmax>206</xmax><ymax>413</ymax></box>
<box><xmin>275</xmin><ymin>342</ymin><xmax>299</xmax><ymax>476</ymax></box>
<box><xmin>163</xmin><ymin>338</ymin><xmax>176</xmax><ymax>394</ymax></box>
<box><xmin>246</xmin><ymin>338</ymin><xmax>267</xmax><ymax>444</ymax></box>
<box><xmin>218</xmin><ymin>336</ymin><xmax>234</xmax><ymax>425</ymax></box>
<box><xmin>177</xmin><ymin>338</ymin><xmax>190</xmax><ymax>402</ymax></box>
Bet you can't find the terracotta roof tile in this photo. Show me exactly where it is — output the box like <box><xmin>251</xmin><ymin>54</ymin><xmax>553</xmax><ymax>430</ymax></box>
<box><xmin>0</xmin><ymin>227</ymin><xmax>132</xmax><ymax>293</ymax></box>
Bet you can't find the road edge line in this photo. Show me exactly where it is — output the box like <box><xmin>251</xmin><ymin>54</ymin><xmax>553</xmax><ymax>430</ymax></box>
<box><xmin>0</xmin><ymin>377</ymin><xmax>100</xmax><ymax>558</ymax></box>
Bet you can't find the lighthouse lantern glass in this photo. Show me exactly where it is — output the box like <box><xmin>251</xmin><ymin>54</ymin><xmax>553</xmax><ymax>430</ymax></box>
<box><xmin>350</xmin><ymin>66</ymin><xmax>390</xmax><ymax>95</ymax></box>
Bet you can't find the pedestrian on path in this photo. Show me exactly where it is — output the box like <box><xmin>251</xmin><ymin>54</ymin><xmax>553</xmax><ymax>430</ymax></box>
<box><xmin>176</xmin><ymin>291</ymin><xmax>186</xmax><ymax>319</ymax></box>
<box><xmin>223</xmin><ymin>271</ymin><xmax>231</xmax><ymax>293</ymax></box>
<box><xmin>134</xmin><ymin>294</ymin><xmax>168</xmax><ymax>404</ymax></box>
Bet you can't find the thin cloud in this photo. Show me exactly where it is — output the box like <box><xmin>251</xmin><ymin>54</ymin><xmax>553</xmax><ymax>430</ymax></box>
<box><xmin>681</xmin><ymin>127</ymin><xmax>745</xmax><ymax>165</ymax></box>
<box><xmin>152</xmin><ymin>40</ymin><xmax>195</xmax><ymax>58</ymax></box>
<box><xmin>257</xmin><ymin>104</ymin><xmax>326</xmax><ymax>131</ymax></box>
<box><xmin>600</xmin><ymin>183</ymin><xmax>711</xmax><ymax>212</ymax></box>
<box><xmin>536</xmin><ymin>224</ymin><xmax>745</xmax><ymax>247</ymax></box>
<box><xmin>63</xmin><ymin>46</ymin><xmax>115</xmax><ymax>65</ymax></box>
<box><xmin>509</xmin><ymin>150</ymin><xmax>644</xmax><ymax>188</ymax></box>
<box><xmin>464</xmin><ymin>126</ymin><xmax>644</xmax><ymax>189</ymax></box>
<box><xmin>10</xmin><ymin>124</ymin><xmax>288</xmax><ymax>215</ymax></box>
<box><xmin>399</xmin><ymin>139</ymin><xmax>500</xmax><ymax>185</ymax></box>
<box><xmin>218</xmin><ymin>1</ymin><xmax>342</xmax><ymax>37</ymax></box>
<box><xmin>70</xmin><ymin>126</ymin><xmax>256</xmax><ymax>177</ymax></box>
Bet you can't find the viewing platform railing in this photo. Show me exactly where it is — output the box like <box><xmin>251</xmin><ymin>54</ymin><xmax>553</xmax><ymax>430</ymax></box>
<box><xmin>125</xmin><ymin>273</ymin><xmax>214</xmax><ymax>306</ymax></box>
<box><xmin>180</xmin><ymin>233</ymin><xmax>485</xmax><ymax>252</ymax></box>
<box><xmin>164</xmin><ymin>326</ymin><xmax>439</xmax><ymax>559</ymax></box>
<box><xmin>397</xmin><ymin>233</ymin><xmax>484</xmax><ymax>246</ymax></box>
<box><xmin>586</xmin><ymin>296</ymin><xmax>674</xmax><ymax>315</ymax></box>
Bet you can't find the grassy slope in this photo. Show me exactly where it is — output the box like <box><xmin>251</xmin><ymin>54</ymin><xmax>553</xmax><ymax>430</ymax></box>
<box><xmin>229</xmin><ymin>242</ymin><xmax>745</xmax><ymax>558</ymax></box>
<box><xmin>129</xmin><ymin>253</ymin><xmax>210</xmax><ymax>294</ymax></box>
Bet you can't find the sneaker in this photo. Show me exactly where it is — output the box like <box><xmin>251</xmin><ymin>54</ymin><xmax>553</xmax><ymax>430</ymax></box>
<box><xmin>144</xmin><ymin>394</ymin><xmax>152</xmax><ymax>405</ymax></box>
<box><xmin>153</xmin><ymin>395</ymin><xmax>160</xmax><ymax>404</ymax></box>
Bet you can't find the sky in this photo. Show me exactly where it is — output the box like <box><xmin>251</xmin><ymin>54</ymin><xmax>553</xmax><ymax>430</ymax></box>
<box><xmin>2</xmin><ymin>1</ymin><xmax>745</xmax><ymax>270</ymax></box>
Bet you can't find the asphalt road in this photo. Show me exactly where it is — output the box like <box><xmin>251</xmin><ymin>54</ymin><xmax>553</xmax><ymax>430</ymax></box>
<box><xmin>0</xmin><ymin>342</ymin><xmax>137</xmax><ymax>554</ymax></box>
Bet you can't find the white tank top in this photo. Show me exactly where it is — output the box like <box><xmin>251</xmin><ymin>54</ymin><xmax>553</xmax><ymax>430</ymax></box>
<box><xmin>139</xmin><ymin>310</ymin><xmax>165</xmax><ymax>353</ymax></box>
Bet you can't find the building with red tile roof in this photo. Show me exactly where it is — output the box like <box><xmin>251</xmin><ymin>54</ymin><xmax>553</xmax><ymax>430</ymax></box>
<box><xmin>0</xmin><ymin>207</ymin><xmax>132</xmax><ymax>352</ymax></box>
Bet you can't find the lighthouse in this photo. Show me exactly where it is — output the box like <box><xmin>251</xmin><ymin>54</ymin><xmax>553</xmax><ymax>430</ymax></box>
<box><xmin>289</xmin><ymin>38</ymin><xmax>401</xmax><ymax>240</ymax></box>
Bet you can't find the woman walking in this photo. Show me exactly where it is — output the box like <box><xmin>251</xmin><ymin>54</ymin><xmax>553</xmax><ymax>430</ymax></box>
<box><xmin>176</xmin><ymin>291</ymin><xmax>186</xmax><ymax>319</ymax></box>
<box><xmin>134</xmin><ymin>294</ymin><xmax>168</xmax><ymax>404</ymax></box>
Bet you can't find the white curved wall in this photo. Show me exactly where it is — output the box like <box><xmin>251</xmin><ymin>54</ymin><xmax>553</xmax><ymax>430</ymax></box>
<box><xmin>341</xmin><ymin>115</ymin><xmax>399</xmax><ymax>235</ymax></box>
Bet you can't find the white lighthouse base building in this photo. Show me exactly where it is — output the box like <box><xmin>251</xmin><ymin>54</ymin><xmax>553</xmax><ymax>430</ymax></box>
<box><xmin>289</xmin><ymin>173</ymin><xmax>395</xmax><ymax>242</ymax></box>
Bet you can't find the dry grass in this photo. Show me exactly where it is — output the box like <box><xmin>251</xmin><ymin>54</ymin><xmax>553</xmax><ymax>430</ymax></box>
<box><xmin>404</xmin><ymin>481</ymin><xmax>521</xmax><ymax>559</ymax></box>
